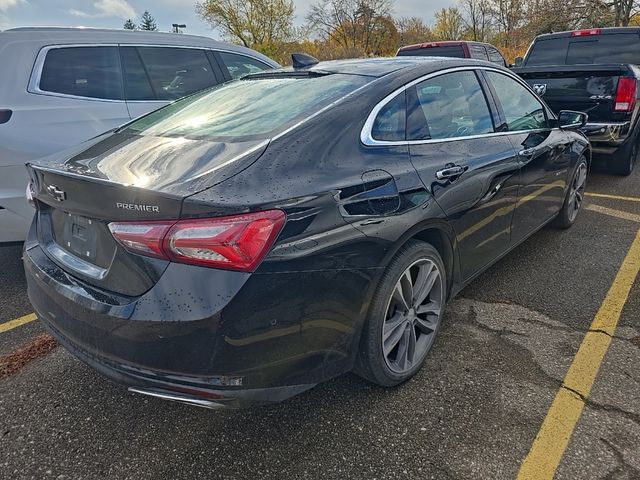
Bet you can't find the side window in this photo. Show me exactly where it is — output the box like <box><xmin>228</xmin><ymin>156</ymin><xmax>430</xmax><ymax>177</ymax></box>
<box><xmin>469</xmin><ymin>44</ymin><xmax>489</xmax><ymax>61</ymax></box>
<box><xmin>120</xmin><ymin>47</ymin><xmax>155</xmax><ymax>101</ymax></box>
<box><xmin>218</xmin><ymin>51</ymin><xmax>272</xmax><ymax>80</ymax></box>
<box><xmin>407</xmin><ymin>70</ymin><xmax>495</xmax><ymax>140</ymax></box>
<box><xmin>135</xmin><ymin>47</ymin><xmax>217</xmax><ymax>101</ymax></box>
<box><xmin>487</xmin><ymin>47</ymin><xmax>505</xmax><ymax>66</ymax></box>
<box><xmin>485</xmin><ymin>71</ymin><xmax>548</xmax><ymax>131</ymax></box>
<box><xmin>38</xmin><ymin>46</ymin><xmax>123</xmax><ymax>100</ymax></box>
<box><xmin>371</xmin><ymin>92</ymin><xmax>406</xmax><ymax>141</ymax></box>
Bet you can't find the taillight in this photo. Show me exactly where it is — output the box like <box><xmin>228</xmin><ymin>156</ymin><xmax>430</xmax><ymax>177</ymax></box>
<box><xmin>0</xmin><ymin>110</ymin><xmax>12</xmax><ymax>124</ymax></box>
<box><xmin>615</xmin><ymin>77</ymin><xmax>637</xmax><ymax>112</ymax></box>
<box><xmin>571</xmin><ymin>28</ymin><xmax>601</xmax><ymax>37</ymax></box>
<box><xmin>108</xmin><ymin>210</ymin><xmax>286</xmax><ymax>272</ymax></box>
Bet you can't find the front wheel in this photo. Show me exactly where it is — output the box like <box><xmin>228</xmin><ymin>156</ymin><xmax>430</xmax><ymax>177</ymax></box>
<box><xmin>554</xmin><ymin>156</ymin><xmax>588</xmax><ymax>229</ymax></box>
<box><xmin>355</xmin><ymin>240</ymin><xmax>447</xmax><ymax>387</ymax></box>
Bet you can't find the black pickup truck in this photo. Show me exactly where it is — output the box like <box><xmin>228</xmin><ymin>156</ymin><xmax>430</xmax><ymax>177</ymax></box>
<box><xmin>513</xmin><ymin>27</ymin><xmax>640</xmax><ymax>175</ymax></box>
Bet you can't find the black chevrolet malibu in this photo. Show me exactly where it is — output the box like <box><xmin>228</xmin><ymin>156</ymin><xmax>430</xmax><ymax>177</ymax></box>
<box><xmin>24</xmin><ymin>57</ymin><xmax>590</xmax><ymax>408</ymax></box>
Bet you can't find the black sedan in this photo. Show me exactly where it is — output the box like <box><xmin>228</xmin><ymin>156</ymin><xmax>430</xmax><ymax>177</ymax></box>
<box><xmin>23</xmin><ymin>57</ymin><xmax>590</xmax><ymax>408</ymax></box>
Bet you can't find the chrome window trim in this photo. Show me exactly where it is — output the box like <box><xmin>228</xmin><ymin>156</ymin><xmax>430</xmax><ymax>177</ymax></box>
<box><xmin>361</xmin><ymin>65</ymin><xmax>557</xmax><ymax>147</ymax></box>
<box><xmin>28</xmin><ymin>44</ymin><xmax>273</xmax><ymax>103</ymax></box>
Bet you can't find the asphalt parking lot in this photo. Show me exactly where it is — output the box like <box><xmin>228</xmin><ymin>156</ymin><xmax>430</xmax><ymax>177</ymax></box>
<box><xmin>1</xmin><ymin>168</ymin><xmax>639</xmax><ymax>480</ymax></box>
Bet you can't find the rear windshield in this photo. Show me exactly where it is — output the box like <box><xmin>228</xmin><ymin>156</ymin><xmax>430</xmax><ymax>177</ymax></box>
<box><xmin>526</xmin><ymin>33</ymin><xmax>640</xmax><ymax>66</ymax></box>
<box><xmin>121</xmin><ymin>73</ymin><xmax>371</xmax><ymax>141</ymax></box>
<box><xmin>397</xmin><ymin>45</ymin><xmax>466</xmax><ymax>58</ymax></box>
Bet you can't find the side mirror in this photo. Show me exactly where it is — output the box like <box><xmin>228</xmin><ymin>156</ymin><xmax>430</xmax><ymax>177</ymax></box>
<box><xmin>514</xmin><ymin>56</ymin><xmax>524</xmax><ymax>67</ymax></box>
<box><xmin>558</xmin><ymin>110</ymin><xmax>588</xmax><ymax>130</ymax></box>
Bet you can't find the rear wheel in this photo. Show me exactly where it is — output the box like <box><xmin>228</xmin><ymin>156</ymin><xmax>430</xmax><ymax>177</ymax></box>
<box><xmin>611</xmin><ymin>137</ymin><xmax>638</xmax><ymax>176</ymax></box>
<box><xmin>554</xmin><ymin>156</ymin><xmax>588</xmax><ymax>229</ymax></box>
<box><xmin>356</xmin><ymin>240</ymin><xmax>446</xmax><ymax>387</ymax></box>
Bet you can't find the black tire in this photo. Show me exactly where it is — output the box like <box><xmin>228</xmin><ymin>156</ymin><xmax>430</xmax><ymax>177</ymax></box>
<box><xmin>554</xmin><ymin>155</ymin><xmax>588</xmax><ymax>229</ymax></box>
<box><xmin>355</xmin><ymin>240</ymin><xmax>447</xmax><ymax>387</ymax></box>
<box><xmin>610</xmin><ymin>137</ymin><xmax>638</xmax><ymax>176</ymax></box>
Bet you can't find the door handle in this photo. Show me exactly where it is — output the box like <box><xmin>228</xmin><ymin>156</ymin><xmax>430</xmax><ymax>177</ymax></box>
<box><xmin>519</xmin><ymin>147</ymin><xmax>537</xmax><ymax>158</ymax></box>
<box><xmin>435</xmin><ymin>165</ymin><xmax>467</xmax><ymax>180</ymax></box>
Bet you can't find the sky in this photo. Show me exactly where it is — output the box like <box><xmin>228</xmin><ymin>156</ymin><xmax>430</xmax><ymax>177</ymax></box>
<box><xmin>0</xmin><ymin>0</ymin><xmax>454</xmax><ymax>38</ymax></box>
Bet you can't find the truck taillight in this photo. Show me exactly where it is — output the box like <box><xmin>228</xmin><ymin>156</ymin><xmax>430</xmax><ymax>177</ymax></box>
<box><xmin>615</xmin><ymin>77</ymin><xmax>637</xmax><ymax>112</ymax></box>
<box><xmin>571</xmin><ymin>28</ymin><xmax>601</xmax><ymax>37</ymax></box>
<box><xmin>109</xmin><ymin>210</ymin><xmax>286</xmax><ymax>272</ymax></box>
<box><xmin>0</xmin><ymin>110</ymin><xmax>12</xmax><ymax>124</ymax></box>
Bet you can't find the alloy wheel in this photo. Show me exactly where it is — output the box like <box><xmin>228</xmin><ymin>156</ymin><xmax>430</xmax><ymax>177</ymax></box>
<box><xmin>382</xmin><ymin>259</ymin><xmax>444</xmax><ymax>374</ymax></box>
<box><xmin>567</xmin><ymin>163</ymin><xmax>587</xmax><ymax>222</ymax></box>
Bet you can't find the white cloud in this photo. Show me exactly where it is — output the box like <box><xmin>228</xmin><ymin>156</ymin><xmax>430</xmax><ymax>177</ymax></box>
<box><xmin>69</xmin><ymin>0</ymin><xmax>136</xmax><ymax>20</ymax></box>
<box><xmin>0</xmin><ymin>0</ymin><xmax>27</xmax><ymax>13</ymax></box>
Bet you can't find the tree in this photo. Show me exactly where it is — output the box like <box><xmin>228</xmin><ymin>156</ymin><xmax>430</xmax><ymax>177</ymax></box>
<box><xmin>196</xmin><ymin>0</ymin><xmax>295</xmax><ymax>55</ymax></box>
<box><xmin>139</xmin><ymin>10</ymin><xmax>158</xmax><ymax>31</ymax></box>
<box><xmin>123</xmin><ymin>19</ymin><xmax>137</xmax><ymax>30</ymax></box>
<box><xmin>306</xmin><ymin>0</ymin><xmax>396</xmax><ymax>57</ymax></box>
<box><xmin>433</xmin><ymin>7</ymin><xmax>465</xmax><ymax>40</ymax></box>
<box><xmin>395</xmin><ymin>16</ymin><xmax>433</xmax><ymax>47</ymax></box>
<box><xmin>460</xmin><ymin>0</ymin><xmax>492</xmax><ymax>41</ymax></box>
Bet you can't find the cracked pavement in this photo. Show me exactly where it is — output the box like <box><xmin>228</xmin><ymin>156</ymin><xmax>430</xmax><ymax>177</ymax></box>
<box><xmin>1</xmin><ymin>170</ymin><xmax>639</xmax><ymax>479</ymax></box>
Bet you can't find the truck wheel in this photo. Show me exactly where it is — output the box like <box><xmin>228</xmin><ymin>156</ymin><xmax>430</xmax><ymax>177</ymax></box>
<box><xmin>611</xmin><ymin>137</ymin><xmax>638</xmax><ymax>176</ymax></box>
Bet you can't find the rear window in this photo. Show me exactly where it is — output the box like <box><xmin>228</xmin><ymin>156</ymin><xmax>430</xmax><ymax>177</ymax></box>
<box><xmin>121</xmin><ymin>74</ymin><xmax>371</xmax><ymax>141</ymax></box>
<box><xmin>39</xmin><ymin>46</ymin><xmax>123</xmax><ymax>100</ymax></box>
<box><xmin>526</xmin><ymin>33</ymin><xmax>640</xmax><ymax>66</ymax></box>
<box><xmin>397</xmin><ymin>45</ymin><xmax>466</xmax><ymax>58</ymax></box>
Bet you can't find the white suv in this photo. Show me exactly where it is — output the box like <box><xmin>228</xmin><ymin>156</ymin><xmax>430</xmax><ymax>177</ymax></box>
<box><xmin>0</xmin><ymin>27</ymin><xmax>279</xmax><ymax>242</ymax></box>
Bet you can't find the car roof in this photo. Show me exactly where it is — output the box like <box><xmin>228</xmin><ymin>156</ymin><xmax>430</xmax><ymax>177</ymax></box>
<box><xmin>266</xmin><ymin>56</ymin><xmax>503</xmax><ymax>78</ymax></box>
<box><xmin>0</xmin><ymin>27</ymin><xmax>279</xmax><ymax>66</ymax></box>
<box><xmin>398</xmin><ymin>40</ymin><xmax>495</xmax><ymax>51</ymax></box>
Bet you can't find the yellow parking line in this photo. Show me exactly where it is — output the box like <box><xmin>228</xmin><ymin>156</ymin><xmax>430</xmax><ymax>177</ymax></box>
<box><xmin>517</xmin><ymin>228</ymin><xmax>640</xmax><ymax>480</ymax></box>
<box><xmin>586</xmin><ymin>192</ymin><xmax>640</xmax><ymax>203</ymax></box>
<box><xmin>585</xmin><ymin>203</ymin><xmax>640</xmax><ymax>223</ymax></box>
<box><xmin>0</xmin><ymin>313</ymin><xmax>37</xmax><ymax>334</ymax></box>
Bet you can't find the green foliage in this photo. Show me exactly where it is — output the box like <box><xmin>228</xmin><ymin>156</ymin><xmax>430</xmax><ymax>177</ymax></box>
<box><xmin>139</xmin><ymin>10</ymin><xmax>158</xmax><ymax>31</ymax></box>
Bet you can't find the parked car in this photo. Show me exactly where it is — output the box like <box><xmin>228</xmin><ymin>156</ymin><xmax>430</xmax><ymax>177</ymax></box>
<box><xmin>24</xmin><ymin>57</ymin><xmax>590</xmax><ymax>408</ymax></box>
<box><xmin>397</xmin><ymin>41</ymin><xmax>506</xmax><ymax>66</ymax></box>
<box><xmin>513</xmin><ymin>27</ymin><xmax>640</xmax><ymax>175</ymax></box>
<box><xmin>0</xmin><ymin>27</ymin><xmax>279</xmax><ymax>242</ymax></box>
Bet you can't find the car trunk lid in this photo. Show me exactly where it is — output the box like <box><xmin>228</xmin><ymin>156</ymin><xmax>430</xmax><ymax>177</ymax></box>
<box><xmin>27</xmin><ymin>133</ymin><xmax>269</xmax><ymax>296</ymax></box>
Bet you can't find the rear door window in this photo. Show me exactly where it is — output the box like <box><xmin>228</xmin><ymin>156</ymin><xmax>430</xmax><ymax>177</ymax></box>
<box><xmin>218</xmin><ymin>52</ymin><xmax>272</xmax><ymax>80</ymax></box>
<box><xmin>407</xmin><ymin>70</ymin><xmax>495</xmax><ymax>140</ymax></box>
<box><xmin>469</xmin><ymin>44</ymin><xmax>489</xmax><ymax>61</ymax></box>
<box><xmin>371</xmin><ymin>92</ymin><xmax>406</xmax><ymax>141</ymax></box>
<box><xmin>135</xmin><ymin>47</ymin><xmax>218</xmax><ymax>100</ymax></box>
<box><xmin>487</xmin><ymin>47</ymin><xmax>505</xmax><ymax>65</ymax></box>
<box><xmin>485</xmin><ymin>71</ymin><xmax>548</xmax><ymax>131</ymax></box>
<box><xmin>38</xmin><ymin>46</ymin><xmax>123</xmax><ymax>100</ymax></box>
<box><xmin>120</xmin><ymin>47</ymin><xmax>155</xmax><ymax>101</ymax></box>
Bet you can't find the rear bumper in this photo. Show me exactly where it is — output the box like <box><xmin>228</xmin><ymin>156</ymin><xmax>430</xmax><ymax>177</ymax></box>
<box><xmin>582</xmin><ymin>122</ymin><xmax>632</xmax><ymax>153</ymax></box>
<box><xmin>24</xmin><ymin>225</ymin><xmax>373</xmax><ymax>406</ymax></box>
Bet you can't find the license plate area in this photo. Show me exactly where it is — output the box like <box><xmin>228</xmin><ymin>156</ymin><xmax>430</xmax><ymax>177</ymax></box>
<box><xmin>62</xmin><ymin>213</ymin><xmax>98</xmax><ymax>261</ymax></box>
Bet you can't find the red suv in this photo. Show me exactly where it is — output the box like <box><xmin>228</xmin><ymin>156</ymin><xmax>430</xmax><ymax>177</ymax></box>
<box><xmin>397</xmin><ymin>41</ymin><xmax>506</xmax><ymax>66</ymax></box>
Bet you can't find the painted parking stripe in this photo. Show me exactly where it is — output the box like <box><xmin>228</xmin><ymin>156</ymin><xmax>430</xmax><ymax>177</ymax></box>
<box><xmin>586</xmin><ymin>203</ymin><xmax>640</xmax><ymax>223</ymax></box>
<box><xmin>585</xmin><ymin>192</ymin><xmax>640</xmax><ymax>203</ymax></box>
<box><xmin>0</xmin><ymin>313</ymin><xmax>37</xmax><ymax>334</ymax></box>
<box><xmin>517</xmin><ymin>228</ymin><xmax>640</xmax><ymax>479</ymax></box>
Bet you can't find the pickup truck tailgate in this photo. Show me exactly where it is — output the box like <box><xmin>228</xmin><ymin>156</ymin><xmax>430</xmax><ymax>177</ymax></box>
<box><xmin>514</xmin><ymin>64</ymin><xmax>632</xmax><ymax>122</ymax></box>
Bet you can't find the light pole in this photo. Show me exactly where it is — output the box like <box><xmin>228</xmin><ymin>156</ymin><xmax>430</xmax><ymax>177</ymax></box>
<box><xmin>172</xmin><ymin>23</ymin><xmax>186</xmax><ymax>33</ymax></box>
